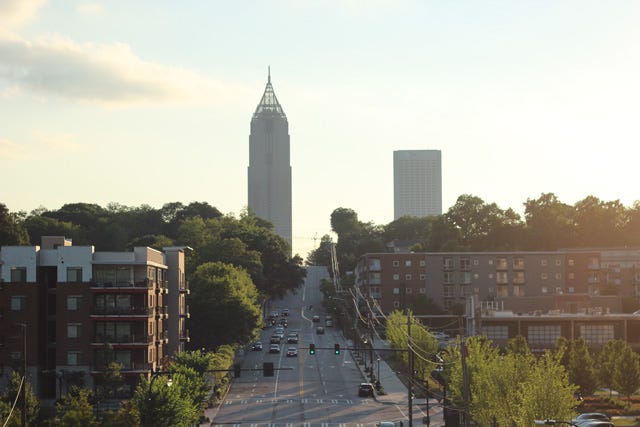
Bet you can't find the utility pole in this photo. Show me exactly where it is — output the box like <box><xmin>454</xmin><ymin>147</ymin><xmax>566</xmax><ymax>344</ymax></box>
<box><xmin>407</xmin><ymin>311</ymin><xmax>413</xmax><ymax>427</ymax></box>
<box><xmin>21</xmin><ymin>323</ymin><xmax>27</xmax><ymax>427</ymax></box>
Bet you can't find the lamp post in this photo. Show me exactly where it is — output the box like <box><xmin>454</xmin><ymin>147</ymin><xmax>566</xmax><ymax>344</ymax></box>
<box><xmin>147</xmin><ymin>369</ymin><xmax>173</xmax><ymax>426</ymax></box>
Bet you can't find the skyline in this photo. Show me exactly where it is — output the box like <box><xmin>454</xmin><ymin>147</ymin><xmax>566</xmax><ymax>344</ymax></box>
<box><xmin>1</xmin><ymin>1</ymin><xmax>639</xmax><ymax>258</ymax></box>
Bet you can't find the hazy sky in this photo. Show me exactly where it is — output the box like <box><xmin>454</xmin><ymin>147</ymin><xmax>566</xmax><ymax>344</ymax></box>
<box><xmin>1</xmin><ymin>0</ymin><xmax>639</xmax><ymax>258</ymax></box>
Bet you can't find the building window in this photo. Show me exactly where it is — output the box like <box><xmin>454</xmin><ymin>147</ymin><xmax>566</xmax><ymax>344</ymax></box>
<box><xmin>420</xmin><ymin>274</ymin><xmax>426</xmax><ymax>280</ymax></box>
<box><xmin>368</xmin><ymin>258</ymin><xmax>381</xmax><ymax>271</ymax></box>
<box><xmin>419</xmin><ymin>260</ymin><xmax>426</xmax><ymax>267</ymax></box>
<box><xmin>513</xmin><ymin>286</ymin><xmax>524</xmax><ymax>297</ymax></box>
<box><xmin>67</xmin><ymin>267</ymin><xmax>82</xmax><ymax>282</ymax></box>
<box><xmin>67</xmin><ymin>323</ymin><xmax>82</xmax><ymax>339</ymax></box>
<box><xmin>460</xmin><ymin>285</ymin><xmax>472</xmax><ymax>297</ymax></box>
<box><xmin>496</xmin><ymin>258</ymin><xmax>508</xmax><ymax>270</ymax></box>
<box><xmin>392</xmin><ymin>260</ymin><xmax>400</xmax><ymax>267</ymax></box>
<box><xmin>443</xmin><ymin>257</ymin><xmax>454</xmax><ymax>270</ymax></box>
<box><xmin>393</xmin><ymin>288</ymin><xmax>400</xmax><ymax>295</ymax></box>
<box><xmin>488</xmin><ymin>273</ymin><xmax>494</xmax><ymax>279</ymax></box>
<box><xmin>488</xmin><ymin>259</ymin><xmax>493</xmax><ymax>265</ymax></box>
<box><xmin>513</xmin><ymin>271</ymin><xmax>525</xmax><ymax>285</ymax></box>
<box><xmin>405</xmin><ymin>274</ymin><xmax>412</xmax><ymax>280</ymax></box>
<box><xmin>555</xmin><ymin>258</ymin><xmax>562</xmax><ymax>266</ymax></box>
<box><xmin>528</xmin><ymin>325</ymin><xmax>561</xmax><ymax>345</ymax></box>
<box><xmin>473</xmin><ymin>259</ymin><xmax>479</xmax><ymax>266</ymax></box>
<box><xmin>568</xmin><ymin>287</ymin><xmax>575</xmax><ymax>293</ymax></box>
<box><xmin>443</xmin><ymin>272</ymin><xmax>454</xmax><ymax>284</ymax></box>
<box><xmin>10</xmin><ymin>267</ymin><xmax>27</xmax><ymax>283</ymax></box>
<box><xmin>482</xmin><ymin>325</ymin><xmax>508</xmax><ymax>340</ymax></box>
<box><xmin>11</xmin><ymin>296</ymin><xmax>26</xmax><ymax>311</ymax></box>
<box><xmin>443</xmin><ymin>285</ymin><xmax>455</xmax><ymax>297</ymax></box>
<box><xmin>149</xmin><ymin>349</ymin><xmax>155</xmax><ymax>362</ymax></box>
<box><xmin>568</xmin><ymin>272</ymin><xmax>575</xmax><ymax>280</ymax></box>
<box><xmin>580</xmin><ymin>324</ymin><xmax>614</xmax><ymax>345</ymax></box>
<box><xmin>67</xmin><ymin>351</ymin><xmax>81</xmax><ymax>366</ymax></box>
<box><xmin>461</xmin><ymin>271</ymin><xmax>472</xmax><ymax>285</ymax></box>
<box><xmin>406</xmin><ymin>287</ymin><xmax>412</xmax><ymax>294</ymax></box>
<box><xmin>496</xmin><ymin>286</ymin><xmax>509</xmax><ymax>297</ymax></box>
<box><xmin>541</xmin><ymin>286</ymin><xmax>548</xmax><ymax>294</ymax></box>
<box><xmin>460</xmin><ymin>257</ymin><xmax>471</xmax><ymax>271</ymax></box>
<box><xmin>541</xmin><ymin>272</ymin><xmax>548</xmax><ymax>280</ymax></box>
<box><xmin>555</xmin><ymin>287</ymin><xmax>563</xmax><ymax>295</ymax></box>
<box><xmin>555</xmin><ymin>273</ymin><xmax>562</xmax><ymax>280</ymax></box>
<box><xmin>67</xmin><ymin>295</ymin><xmax>81</xmax><ymax>311</ymax></box>
<box><xmin>496</xmin><ymin>272</ymin><xmax>508</xmax><ymax>285</ymax></box>
<box><xmin>541</xmin><ymin>259</ymin><xmax>548</xmax><ymax>266</ymax></box>
<box><xmin>393</xmin><ymin>274</ymin><xmax>400</xmax><ymax>280</ymax></box>
<box><xmin>11</xmin><ymin>351</ymin><xmax>22</xmax><ymax>362</ymax></box>
<box><xmin>419</xmin><ymin>288</ymin><xmax>426</xmax><ymax>294</ymax></box>
<box><xmin>513</xmin><ymin>257</ymin><xmax>524</xmax><ymax>269</ymax></box>
<box><xmin>568</xmin><ymin>258</ymin><xmax>575</xmax><ymax>266</ymax></box>
<box><xmin>473</xmin><ymin>273</ymin><xmax>479</xmax><ymax>279</ymax></box>
<box><xmin>393</xmin><ymin>301</ymin><xmax>400</xmax><ymax>308</ymax></box>
<box><xmin>405</xmin><ymin>260</ymin><xmax>412</xmax><ymax>267</ymax></box>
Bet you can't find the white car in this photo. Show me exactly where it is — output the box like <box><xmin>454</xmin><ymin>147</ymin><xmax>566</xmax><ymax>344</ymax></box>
<box><xmin>269</xmin><ymin>344</ymin><xmax>280</xmax><ymax>353</ymax></box>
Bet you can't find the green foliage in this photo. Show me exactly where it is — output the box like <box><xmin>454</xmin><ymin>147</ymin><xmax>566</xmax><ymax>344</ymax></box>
<box><xmin>187</xmin><ymin>262</ymin><xmax>262</xmax><ymax>349</ymax></box>
<box><xmin>567</xmin><ymin>337</ymin><xmax>598</xmax><ymax>396</ymax></box>
<box><xmin>0</xmin><ymin>203</ymin><xmax>29</xmax><ymax>245</ymax></box>
<box><xmin>306</xmin><ymin>234</ymin><xmax>334</xmax><ymax>266</ymax></box>
<box><xmin>385</xmin><ymin>310</ymin><xmax>438</xmax><ymax>379</ymax></box>
<box><xmin>597</xmin><ymin>339</ymin><xmax>628</xmax><ymax>397</ymax></box>
<box><xmin>131</xmin><ymin>375</ymin><xmax>196</xmax><ymax>427</ymax></box>
<box><xmin>0</xmin><ymin>370</ymin><xmax>40</xmax><ymax>426</ymax></box>
<box><xmin>442</xmin><ymin>337</ymin><xmax>577</xmax><ymax>426</ymax></box>
<box><xmin>613</xmin><ymin>345</ymin><xmax>640</xmax><ymax>401</ymax></box>
<box><xmin>55</xmin><ymin>386</ymin><xmax>98</xmax><ymax>427</ymax></box>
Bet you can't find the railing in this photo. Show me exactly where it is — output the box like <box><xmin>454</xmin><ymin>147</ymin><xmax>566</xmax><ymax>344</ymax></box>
<box><xmin>180</xmin><ymin>305</ymin><xmax>190</xmax><ymax>317</ymax></box>
<box><xmin>180</xmin><ymin>329</ymin><xmax>190</xmax><ymax>340</ymax></box>
<box><xmin>94</xmin><ymin>361</ymin><xmax>151</xmax><ymax>372</ymax></box>
<box><xmin>92</xmin><ymin>306</ymin><xmax>153</xmax><ymax>316</ymax></box>
<box><xmin>179</xmin><ymin>281</ymin><xmax>190</xmax><ymax>293</ymax></box>
<box><xmin>93</xmin><ymin>334</ymin><xmax>154</xmax><ymax>344</ymax></box>
<box><xmin>156</xmin><ymin>306</ymin><xmax>168</xmax><ymax>317</ymax></box>
<box><xmin>156</xmin><ymin>330</ymin><xmax>169</xmax><ymax>341</ymax></box>
<box><xmin>92</xmin><ymin>279</ymin><xmax>153</xmax><ymax>289</ymax></box>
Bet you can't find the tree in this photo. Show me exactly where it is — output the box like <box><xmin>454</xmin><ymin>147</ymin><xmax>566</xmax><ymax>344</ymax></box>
<box><xmin>0</xmin><ymin>370</ymin><xmax>40</xmax><ymax>426</ymax></box>
<box><xmin>0</xmin><ymin>203</ymin><xmax>29</xmax><ymax>246</ymax></box>
<box><xmin>306</xmin><ymin>234</ymin><xmax>334</xmax><ymax>267</ymax></box>
<box><xmin>597</xmin><ymin>339</ymin><xmax>627</xmax><ymax>398</ymax></box>
<box><xmin>55</xmin><ymin>386</ymin><xmax>99</xmax><ymax>427</ymax></box>
<box><xmin>613</xmin><ymin>345</ymin><xmax>640</xmax><ymax>401</ymax></box>
<box><xmin>132</xmin><ymin>375</ymin><xmax>195</xmax><ymax>427</ymax></box>
<box><xmin>567</xmin><ymin>338</ymin><xmax>598</xmax><ymax>396</ymax></box>
<box><xmin>523</xmin><ymin>193</ymin><xmax>575</xmax><ymax>250</ymax></box>
<box><xmin>187</xmin><ymin>262</ymin><xmax>262</xmax><ymax>350</ymax></box>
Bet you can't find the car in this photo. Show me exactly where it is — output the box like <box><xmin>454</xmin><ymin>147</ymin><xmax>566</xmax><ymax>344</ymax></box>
<box><xmin>572</xmin><ymin>413</ymin><xmax>611</xmax><ymax>425</ymax></box>
<box><xmin>270</xmin><ymin>335</ymin><xmax>281</xmax><ymax>344</ymax></box>
<box><xmin>269</xmin><ymin>344</ymin><xmax>280</xmax><ymax>353</ymax></box>
<box><xmin>576</xmin><ymin>422</ymin><xmax>614</xmax><ymax>427</ymax></box>
<box><xmin>325</xmin><ymin>315</ymin><xmax>333</xmax><ymax>321</ymax></box>
<box><xmin>312</xmin><ymin>315</ymin><xmax>320</xmax><ymax>322</ymax></box>
<box><xmin>286</xmin><ymin>347</ymin><xmax>298</xmax><ymax>357</ymax></box>
<box><xmin>251</xmin><ymin>341</ymin><xmax>263</xmax><ymax>351</ymax></box>
<box><xmin>282</xmin><ymin>308</ymin><xmax>290</xmax><ymax>316</ymax></box>
<box><xmin>279</xmin><ymin>319</ymin><xmax>288</xmax><ymax>327</ymax></box>
<box><xmin>287</xmin><ymin>334</ymin><xmax>299</xmax><ymax>344</ymax></box>
<box><xmin>316</xmin><ymin>326</ymin><xmax>325</xmax><ymax>334</ymax></box>
<box><xmin>358</xmin><ymin>382</ymin><xmax>375</xmax><ymax>397</ymax></box>
<box><xmin>269</xmin><ymin>311</ymin><xmax>279</xmax><ymax>319</ymax></box>
<box><xmin>274</xmin><ymin>328</ymin><xmax>285</xmax><ymax>338</ymax></box>
<box><xmin>326</xmin><ymin>319</ymin><xmax>334</xmax><ymax>327</ymax></box>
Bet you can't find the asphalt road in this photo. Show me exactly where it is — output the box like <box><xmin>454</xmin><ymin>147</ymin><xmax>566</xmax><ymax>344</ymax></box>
<box><xmin>206</xmin><ymin>275</ymin><xmax>407</xmax><ymax>426</ymax></box>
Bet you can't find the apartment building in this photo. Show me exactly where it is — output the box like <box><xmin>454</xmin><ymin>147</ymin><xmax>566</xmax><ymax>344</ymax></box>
<box><xmin>355</xmin><ymin>248</ymin><xmax>640</xmax><ymax>315</ymax></box>
<box><xmin>0</xmin><ymin>236</ymin><xmax>190</xmax><ymax>401</ymax></box>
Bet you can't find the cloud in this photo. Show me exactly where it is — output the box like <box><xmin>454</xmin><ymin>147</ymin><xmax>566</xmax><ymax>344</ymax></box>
<box><xmin>0</xmin><ymin>0</ymin><xmax>45</xmax><ymax>29</ymax></box>
<box><xmin>0</xmin><ymin>32</ymin><xmax>227</xmax><ymax>106</ymax></box>
<box><xmin>75</xmin><ymin>2</ymin><xmax>105</xmax><ymax>17</ymax></box>
<box><xmin>34</xmin><ymin>131</ymin><xmax>85</xmax><ymax>153</ymax></box>
<box><xmin>0</xmin><ymin>138</ymin><xmax>27</xmax><ymax>160</ymax></box>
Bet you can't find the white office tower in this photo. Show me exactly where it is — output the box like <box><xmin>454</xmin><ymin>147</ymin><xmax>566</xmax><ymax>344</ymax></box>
<box><xmin>247</xmin><ymin>70</ymin><xmax>292</xmax><ymax>252</ymax></box>
<box><xmin>393</xmin><ymin>150</ymin><xmax>442</xmax><ymax>219</ymax></box>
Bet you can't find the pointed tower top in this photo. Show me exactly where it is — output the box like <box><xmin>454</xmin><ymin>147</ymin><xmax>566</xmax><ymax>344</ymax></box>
<box><xmin>253</xmin><ymin>68</ymin><xmax>287</xmax><ymax>120</ymax></box>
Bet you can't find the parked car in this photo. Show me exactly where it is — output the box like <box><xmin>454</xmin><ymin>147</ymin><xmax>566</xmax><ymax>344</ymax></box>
<box><xmin>358</xmin><ymin>382</ymin><xmax>375</xmax><ymax>397</ymax></box>
<box><xmin>286</xmin><ymin>347</ymin><xmax>298</xmax><ymax>357</ymax></box>
<box><xmin>316</xmin><ymin>326</ymin><xmax>325</xmax><ymax>334</ymax></box>
<box><xmin>572</xmin><ymin>413</ymin><xmax>611</xmax><ymax>426</ymax></box>
<box><xmin>251</xmin><ymin>341</ymin><xmax>263</xmax><ymax>351</ymax></box>
<box><xmin>312</xmin><ymin>315</ymin><xmax>320</xmax><ymax>322</ymax></box>
<box><xmin>269</xmin><ymin>344</ymin><xmax>280</xmax><ymax>353</ymax></box>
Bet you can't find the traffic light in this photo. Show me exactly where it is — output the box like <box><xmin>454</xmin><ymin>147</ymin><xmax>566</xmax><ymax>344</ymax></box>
<box><xmin>334</xmin><ymin>343</ymin><xmax>340</xmax><ymax>355</ymax></box>
<box><xmin>309</xmin><ymin>343</ymin><xmax>316</xmax><ymax>355</ymax></box>
<box><xmin>233</xmin><ymin>363</ymin><xmax>241</xmax><ymax>378</ymax></box>
<box><xmin>263</xmin><ymin>362</ymin><xmax>274</xmax><ymax>377</ymax></box>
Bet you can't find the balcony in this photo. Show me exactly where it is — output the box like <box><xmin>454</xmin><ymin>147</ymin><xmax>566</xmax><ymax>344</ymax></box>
<box><xmin>179</xmin><ymin>281</ymin><xmax>190</xmax><ymax>294</ymax></box>
<box><xmin>155</xmin><ymin>306</ymin><xmax>168</xmax><ymax>319</ymax></box>
<box><xmin>180</xmin><ymin>305</ymin><xmax>190</xmax><ymax>318</ymax></box>
<box><xmin>92</xmin><ymin>306</ymin><xmax>153</xmax><ymax>317</ymax></box>
<box><xmin>156</xmin><ymin>280</ymin><xmax>169</xmax><ymax>294</ymax></box>
<box><xmin>91</xmin><ymin>279</ymin><xmax>155</xmax><ymax>292</ymax></box>
<box><xmin>180</xmin><ymin>329</ymin><xmax>190</xmax><ymax>342</ymax></box>
<box><xmin>156</xmin><ymin>330</ymin><xmax>169</xmax><ymax>344</ymax></box>
<box><xmin>92</xmin><ymin>333</ymin><xmax>154</xmax><ymax>345</ymax></box>
<box><xmin>92</xmin><ymin>361</ymin><xmax>151</xmax><ymax>374</ymax></box>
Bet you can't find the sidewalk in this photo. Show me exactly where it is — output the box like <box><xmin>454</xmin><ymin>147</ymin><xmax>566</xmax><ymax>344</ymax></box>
<box><xmin>350</xmin><ymin>340</ymin><xmax>444</xmax><ymax>427</ymax></box>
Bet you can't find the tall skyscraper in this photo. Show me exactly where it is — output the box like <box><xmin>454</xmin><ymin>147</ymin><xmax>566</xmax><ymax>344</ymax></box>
<box><xmin>394</xmin><ymin>150</ymin><xmax>442</xmax><ymax>220</ymax></box>
<box><xmin>248</xmin><ymin>69</ymin><xmax>292</xmax><ymax>251</ymax></box>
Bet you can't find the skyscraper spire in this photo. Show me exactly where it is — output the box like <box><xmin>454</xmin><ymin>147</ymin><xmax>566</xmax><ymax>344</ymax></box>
<box><xmin>268</xmin><ymin>65</ymin><xmax>271</xmax><ymax>84</ymax></box>
<box><xmin>253</xmin><ymin>67</ymin><xmax>286</xmax><ymax>120</ymax></box>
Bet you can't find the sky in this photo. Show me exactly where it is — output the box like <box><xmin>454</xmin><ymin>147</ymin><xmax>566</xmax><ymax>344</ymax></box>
<box><xmin>1</xmin><ymin>0</ymin><xmax>639</xmax><ymax>259</ymax></box>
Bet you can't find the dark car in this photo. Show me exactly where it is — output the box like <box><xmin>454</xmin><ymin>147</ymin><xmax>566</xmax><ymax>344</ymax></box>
<box><xmin>282</xmin><ymin>308</ymin><xmax>290</xmax><ymax>316</ymax></box>
<box><xmin>251</xmin><ymin>341</ymin><xmax>263</xmax><ymax>351</ymax></box>
<box><xmin>358</xmin><ymin>382</ymin><xmax>375</xmax><ymax>397</ymax></box>
<box><xmin>572</xmin><ymin>413</ymin><xmax>611</xmax><ymax>426</ymax></box>
<box><xmin>287</xmin><ymin>334</ymin><xmax>299</xmax><ymax>344</ymax></box>
<box><xmin>316</xmin><ymin>326</ymin><xmax>325</xmax><ymax>334</ymax></box>
<box><xmin>312</xmin><ymin>315</ymin><xmax>320</xmax><ymax>322</ymax></box>
<box><xmin>270</xmin><ymin>335</ymin><xmax>281</xmax><ymax>344</ymax></box>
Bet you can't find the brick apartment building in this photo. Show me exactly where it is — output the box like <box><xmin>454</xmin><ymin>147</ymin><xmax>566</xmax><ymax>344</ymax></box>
<box><xmin>355</xmin><ymin>248</ymin><xmax>640</xmax><ymax>350</ymax></box>
<box><xmin>0</xmin><ymin>236</ymin><xmax>190</xmax><ymax>401</ymax></box>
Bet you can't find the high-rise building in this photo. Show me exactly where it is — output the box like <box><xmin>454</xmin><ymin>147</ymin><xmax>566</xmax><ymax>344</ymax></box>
<box><xmin>393</xmin><ymin>150</ymin><xmax>442</xmax><ymax>219</ymax></box>
<box><xmin>248</xmin><ymin>69</ymin><xmax>292</xmax><ymax>251</ymax></box>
